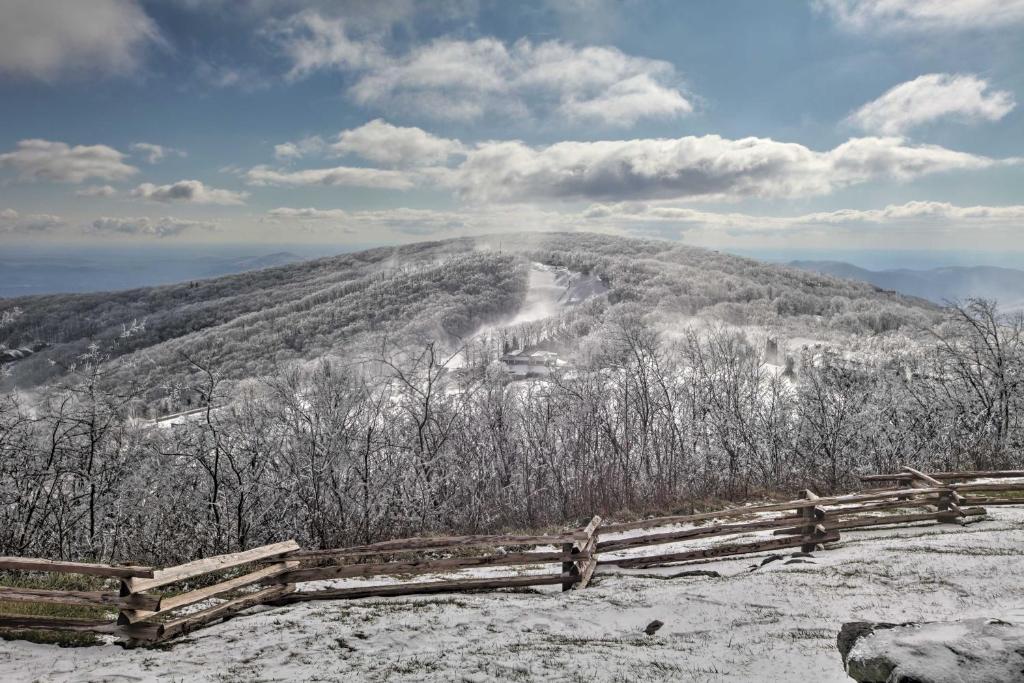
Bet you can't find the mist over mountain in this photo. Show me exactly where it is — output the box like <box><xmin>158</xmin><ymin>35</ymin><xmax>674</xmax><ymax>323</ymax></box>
<box><xmin>790</xmin><ymin>260</ymin><xmax>1024</xmax><ymax>311</ymax></box>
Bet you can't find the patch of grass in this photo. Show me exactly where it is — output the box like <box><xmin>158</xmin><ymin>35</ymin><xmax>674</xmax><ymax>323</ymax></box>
<box><xmin>0</xmin><ymin>629</ymin><xmax>101</xmax><ymax>647</ymax></box>
<box><xmin>899</xmin><ymin>546</ymin><xmax>1024</xmax><ymax>556</ymax></box>
<box><xmin>783</xmin><ymin>627</ymin><xmax>833</xmax><ymax>640</ymax></box>
<box><xmin>331</xmin><ymin>636</ymin><xmax>357</xmax><ymax>652</ymax></box>
<box><xmin>0</xmin><ymin>571</ymin><xmax>113</xmax><ymax>647</ymax></box>
<box><xmin>358</xmin><ymin>596</ymin><xmax>471</xmax><ymax>612</ymax></box>
<box><xmin>379</xmin><ymin>655</ymin><xmax>445</xmax><ymax>676</ymax></box>
<box><xmin>543</xmin><ymin>633</ymin><xmax>661</xmax><ymax>649</ymax></box>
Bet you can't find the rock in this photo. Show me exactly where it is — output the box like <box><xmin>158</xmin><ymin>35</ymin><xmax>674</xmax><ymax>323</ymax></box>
<box><xmin>839</xmin><ymin>618</ymin><xmax>1024</xmax><ymax>682</ymax></box>
<box><xmin>838</xmin><ymin>622</ymin><xmax>902</xmax><ymax>665</ymax></box>
<box><xmin>644</xmin><ymin>620</ymin><xmax>664</xmax><ymax>636</ymax></box>
<box><xmin>664</xmin><ymin>569</ymin><xmax>721</xmax><ymax>579</ymax></box>
<box><xmin>838</xmin><ymin>622</ymin><xmax>905</xmax><ymax>679</ymax></box>
<box><xmin>783</xmin><ymin>558</ymin><xmax>815</xmax><ymax>565</ymax></box>
<box><xmin>748</xmin><ymin>554</ymin><xmax>785</xmax><ymax>571</ymax></box>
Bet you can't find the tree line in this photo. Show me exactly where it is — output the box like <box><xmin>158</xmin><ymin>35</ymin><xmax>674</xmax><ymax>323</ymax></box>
<box><xmin>1</xmin><ymin>299</ymin><xmax>1019</xmax><ymax>566</ymax></box>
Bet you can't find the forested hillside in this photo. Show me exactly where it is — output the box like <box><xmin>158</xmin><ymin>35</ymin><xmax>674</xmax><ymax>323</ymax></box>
<box><xmin>1</xmin><ymin>233</ymin><xmax>937</xmax><ymax>404</ymax></box>
<box><xmin>3</xmin><ymin>233</ymin><xmax>1019</xmax><ymax>567</ymax></box>
<box><xmin>0</xmin><ymin>239</ymin><xmax>526</xmax><ymax>397</ymax></box>
<box><xmin>515</xmin><ymin>233</ymin><xmax>938</xmax><ymax>331</ymax></box>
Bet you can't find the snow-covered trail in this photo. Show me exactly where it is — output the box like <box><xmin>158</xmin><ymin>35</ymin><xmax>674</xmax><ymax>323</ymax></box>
<box><xmin>489</xmin><ymin>263</ymin><xmax>607</xmax><ymax>331</ymax></box>
<box><xmin>4</xmin><ymin>508</ymin><xmax>1024</xmax><ymax>682</ymax></box>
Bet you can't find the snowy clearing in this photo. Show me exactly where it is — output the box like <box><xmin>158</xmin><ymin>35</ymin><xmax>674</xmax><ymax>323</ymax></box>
<box><xmin>3</xmin><ymin>507</ymin><xmax>1023</xmax><ymax>682</ymax></box>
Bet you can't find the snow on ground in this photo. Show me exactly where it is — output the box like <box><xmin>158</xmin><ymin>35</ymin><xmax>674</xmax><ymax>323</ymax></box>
<box><xmin>3</xmin><ymin>507</ymin><xmax>1024</xmax><ymax>682</ymax></box>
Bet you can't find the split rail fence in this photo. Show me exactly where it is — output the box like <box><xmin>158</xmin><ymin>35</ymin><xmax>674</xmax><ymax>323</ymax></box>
<box><xmin>1</xmin><ymin>467</ymin><xmax>1020</xmax><ymax>646</ymax></box>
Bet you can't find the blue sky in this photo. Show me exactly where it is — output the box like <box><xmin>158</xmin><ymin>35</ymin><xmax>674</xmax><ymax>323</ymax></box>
<box><xmin>1</xmin><ymin>0</ymin><xmax>1022</xmax><ymax>252</ymax></box>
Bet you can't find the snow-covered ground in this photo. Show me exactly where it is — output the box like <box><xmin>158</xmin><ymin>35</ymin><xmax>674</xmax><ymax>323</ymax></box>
<box><xmin>3</xmin><ymin>507</ymin><xmax>1023</xmax><ymax>682</ymax></box>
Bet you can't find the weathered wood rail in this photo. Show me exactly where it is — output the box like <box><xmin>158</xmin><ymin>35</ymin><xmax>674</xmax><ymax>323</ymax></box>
<box><xmin>276</xmin><ymin>516</ymin><xmax>602</xmax><ymax>605</ymax></box>
<box><xmin>2</xmin><ymin>468</ymin><xmax>1018</xmax><ymax>646</ymax></box>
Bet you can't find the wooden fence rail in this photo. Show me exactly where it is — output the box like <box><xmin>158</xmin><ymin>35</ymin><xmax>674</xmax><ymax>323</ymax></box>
<box><xmin>2</xmin><ymin>468</ymin><xmax>1018</xmax><ymax>646</ymax></box>
<box><xmin>280</xmin><ymin>515</ymin><xmax>603</xmax><ymax>603</ymax></box>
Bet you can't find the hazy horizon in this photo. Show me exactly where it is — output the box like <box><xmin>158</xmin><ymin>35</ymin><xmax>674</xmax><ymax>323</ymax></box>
<box><xmin>4</xmin><ymin>237</ymin><xmax>1024</xmax><ymax>298</ymax></box>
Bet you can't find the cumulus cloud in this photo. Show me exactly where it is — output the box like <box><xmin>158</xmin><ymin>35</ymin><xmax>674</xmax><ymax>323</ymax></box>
<box><xmin>450</xmin><ymin>135</ymin><xmax>1009</xmax><ymax>203</ymax></box>
<box><xmin>273</xmin><ymin>136</ymin><xmax>326</xmax><ymax>161</ymax></box>
<box><xmin>0</xmin><ymin>208</ymin><xmax>65</xmax><ymax>233</ymax></box>
<box><xmin>816</xmin><ymin>0</ymin><xmax>1024</xmax><ymax>32</ymax></box>
<box><xmin>330</xmin><ymin>119</ymin><xmax>464</xmax><ymax>166</ymax></box>
<box><xmin>0</xmin><ymin>0</ymin><xmax>162</xmax><ymax>81</ymax></box>
<box><xmin>255</xmin><ymin>130</ymin><xmax>1016</xmax><ymax>202</ymax></box>
<box><xmin>131</xmin><ymin>142</ymin><xmax>187</xmax><ymax>164</ymax></box>
<box><xmin>246</xmin><ymin>164</ymin><xmax>422</xmax><ymax>189</ymax></box>
<box><xmin>557</xmin><ymin>73</ymin><xmax>693</xmax><ymax>127</ymax></box>
<box><xmin>75</xmin><ymin>185</ymin><xmax>118</xmax><ymax>198</ymax></box>
<box><xmin>130</xmin><ymin>180</ymin><xmax>248</xmax><ymax>205</ymax></box>
<box><xmin>354</xmin><ymin>37</ymin><xmax>692</xmax><ymax>126</ymax></box>
<box><xmin>848</xmin><ymin>74</ymin><xmax>1016</xmax><ymax>135</ymax></box>
<box><xmin>0</xmin><ymin>139</ymin><xmax>138</xmax><ymax>183</ymax></box>
<box><xmin>88</xmin><ymin>216</ymin><xmax>218</xmax><ymax>238</ymax></box>
<box><xmin>273</xmin><ymin>11</ymin><xmax>693</xmax><ymax>126</ymax></box>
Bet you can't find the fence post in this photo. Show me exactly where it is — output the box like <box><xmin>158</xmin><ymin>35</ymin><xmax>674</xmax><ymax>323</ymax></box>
<box><xmin>799</xmin><ymin>489</ymin><xmax>827</xmax><ymax>553</ymax></box>
<box><xmin>561</xmin><ymin>542</ymin><xmax>578</xmax><ymax>591</ymax></box>
<box><xmin>902</xmin><ymin>466</ymin><xmax>964</xmax><ymax>524</ymax></box>
<box><xmin>572</xmin><ymin>516</ymin><xmax>601</xmax><ymax>590</ymax></box>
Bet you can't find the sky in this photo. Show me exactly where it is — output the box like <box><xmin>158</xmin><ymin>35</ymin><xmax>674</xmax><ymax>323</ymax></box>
<box><xmin>1</xmin><ymin>0</ymin><xmax>1023</xmax><ymax>253</ymax></box>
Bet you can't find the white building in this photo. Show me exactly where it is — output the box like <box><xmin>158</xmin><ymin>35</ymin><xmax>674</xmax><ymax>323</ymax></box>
<box><xmin>499</xmin><ymin>349</ymin><xmax>567</xmax><ymax>377</ymax></box>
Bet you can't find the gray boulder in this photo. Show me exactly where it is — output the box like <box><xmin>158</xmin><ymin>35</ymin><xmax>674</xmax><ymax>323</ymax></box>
<box><xmin>839</xmin><ymin>617</ymin><xmax>1024</xmax><ymax>682</ymax></box>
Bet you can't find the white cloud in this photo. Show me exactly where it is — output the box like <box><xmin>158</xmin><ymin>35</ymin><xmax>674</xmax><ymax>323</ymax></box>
<box><xmin>131</xmin><ymin>142</ymin><xmax>187</xmax><ymax>164</ymax></box>
<box><xmin>195</xmin><ymin>62</ymin><xmax>271</xmax><ymax>91</ymax></box>
<box><xmin>0</xmin><ymin>0</ymin><xmax>162</xmax><ymax>81</ymax></box>
<box><xmin>130</xmin><ymin>180</ymin><xmax>249</xmax><ymax>205</ymax></box>
<box><xmin>0</xmin><ymin>208</ymin><xmax>65</xmax><ymax>233</ymax></box>
<box><xmin>578</xmin><ymin>199</ymin><xmax>1024</xmax><ymax>235</ymax></box>
<box><xmin>265</xmin><ymin>205</ymin><xmax>557</xmax><ymax>236</ymax></box>
<box><xmin>848</xmin><ymin>74</ymin><xmax>1016</xmax><ymax>135</ymax></box>
<box><xmin>272</xmin><ymin>9</ymin><xmax>385</xmax><ymax>79</ymax></box>
<box><xmin>794</xmin><ymin>201</ymin><xmax>1024</xmax><ymax>225</ymax></box>
<box><xmin>0</xmin><ymin>139</ymin><xmax>138</xmax><ymax>183</ymax></box>
<box><xmin>266</xmin><ymin>206</ymin><xmax>470</xmax><ymax>235</ymax></box>
<box><xmin>75</xmin><ymin>185</ymin><xmax>118</xmax><ymax>198</ymax></box>
<box><xmin>274</xmin><ymin>11</ymin><xmax>693</xmax><ymax>126</ymax></box>
<box><xmin>816</xmin><ymin>0</ymin><xmax>1024</xmax><ymax>32</ymax></box>
<box><xmin>266</xmin><ymin>207</ymin><xmax>349</xmax><ymax>220</ymax></box>
<box><xmin>88</xmin><ymin>216</ymin><xmax>218</xmax><ymax>238</ymax></box>
<box><xmin>351</xmin><ymin>37</ymin><xmax>694</xmax><ymax>126</ymax></box>
<box><xmin>273</xmin><ymin>136</ymin><xmax>326</xmax><ymax>161</ymax></box>
<box><xmin>451</xmin><ymin>135</ymin><xmax>1009</xmax><ymax>203</ymax></box>
<box><xmin>263</xmin><ymin>198</ymin><xmax>1024</xmax><ymax>242</ymax></box>
<box><xmin>330</xmin><ymin>119</ymin><xmax>464</xmax><ymax>166</ymax></box>
<box><xmin>558</xmin><ymin>73</ymin><xmax>693</xmax><ymax>127</ymax></box>
<box><xmin>246</xmin><ymin>164</ymin><xmax>422</xmax><ymax>189</ymax></box>
<box><xmin>257</xmin><ymin>125</ymin><xmax>1017</xmax><ymax>203</ymax></box>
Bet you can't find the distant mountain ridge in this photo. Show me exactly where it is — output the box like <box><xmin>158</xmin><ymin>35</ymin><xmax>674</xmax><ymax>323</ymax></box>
<box><xmin>1</xmin><ymin>233</ymin><xmax>941</xmax><ymax>399</ymax></box>
<box><xmin>0</xmin><ymin>250</ymin><xmax>305</xmax><ymax>297</ymax></box>
<box><xmin>790</xmin><ymin>260</ymin><xmax>1024</xmax><ymax>311</ymax></box>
